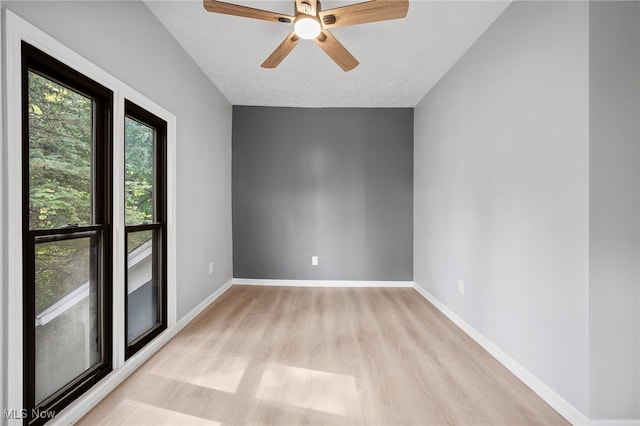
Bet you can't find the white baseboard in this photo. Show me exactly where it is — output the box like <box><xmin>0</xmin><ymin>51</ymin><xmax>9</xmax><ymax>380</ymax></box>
<box><xmin>232</xmin><ymin>278</ymin><xmax>413</xmax><ymax>287</ymax></box>
<box><xmin>47</xmin><ymin>279</ymin><xmax>637</xmax><ymax>426</ymax></box>
<box><xmin>175</xmin><ymin>279</ymin><xmax>233</xmax><ymax>330</ymax></box>
<box><xmin>49</xmin><ymin>279</ymin><xmax>234</xmax><ymax>425</ymax></box>
<box><xmin>412</xmin><ymin>283</ymin><xmax>591</xmax><ymax>426</ymax></box>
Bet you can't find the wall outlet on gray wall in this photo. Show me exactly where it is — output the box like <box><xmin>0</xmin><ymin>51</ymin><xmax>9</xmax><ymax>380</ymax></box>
<box><xmin>311</xmin><ymin>256</ymin><xmax>319</xmax><ymax>266</ymax></box>
<box><xmin>458</xmin><ymin>280</ymin><xmax>465</xmax><ymax>295</ymax></box>
<box><xmin>232</xmin><ymin>106</ymin><xmax>413</xmax><ymax>280</ymax></box>
<box><xmin>209</xmin><ymin>262</ymin><xmax>214</xmax><ymax>275</ymax></box>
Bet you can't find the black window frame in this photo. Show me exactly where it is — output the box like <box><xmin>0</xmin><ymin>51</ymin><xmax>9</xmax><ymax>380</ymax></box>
<box><xmin>21</xmin><ymin>42</ymin><xmax>113</xmax><ymax>425</ymax></box>
<box><xmin>123</xmin><ymin>100</ymin><xmax>168</xmax><ymax>359</ymax></box>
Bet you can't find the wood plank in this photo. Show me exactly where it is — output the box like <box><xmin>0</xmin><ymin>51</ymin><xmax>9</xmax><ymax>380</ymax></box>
<box><xmin>262</xmin><ymin>33</ymin><xmax>300</xmax><ymax>69</ymax></box>
<box><xmin>79</xmin><ymin>286</ymin><xmax>570</xmax><ymax>426</ymax></box>
<box><xmin>313</xmin><ymin>30</ymin><xmax>359</xmax><ymax>72</ymax></box>
<box><xmin>319</xmin><ymin>0</ymin><xmax>408</xmax><ymax>29</ymax></box>
<box><xmin>203</xmin><ymin>0</ymin><xmax>294</xmax><ymax>24</ymax></box>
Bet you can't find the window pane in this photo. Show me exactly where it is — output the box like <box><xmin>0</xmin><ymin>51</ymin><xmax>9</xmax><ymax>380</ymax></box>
<box><xmin>28</xmin><ymin>71</ymin><xmax>93</xmax><ymax>230</ymax></box>
<box><xmin>125</xmin><ymin>117</ymin><xmax>155</xmax><ymax>225</ymax></box>
<box><xmin>34</xmin><ymin>237</ymin><xmax>101</xmax><ymax>404</ymax></box>
<box><xmin>127</xmin><ymin>229</ymin><xmax>160</xmax><ymax>343</ymax></box>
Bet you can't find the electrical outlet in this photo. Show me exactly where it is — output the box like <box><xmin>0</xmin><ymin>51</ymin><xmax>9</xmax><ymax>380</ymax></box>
<box><xmin>209</xmin><ymin>262</ymin><xmax>214</xmax><ymax>275</ymax></box>
<box><xmin>311</xmin><ymin>256</ymin><xmax>319</xmax><ymax>266</ymax></box>
<box><xmin>458</xmin><ymin>280</ymin><xmax>465</xmax><ymax>295</ymax></box>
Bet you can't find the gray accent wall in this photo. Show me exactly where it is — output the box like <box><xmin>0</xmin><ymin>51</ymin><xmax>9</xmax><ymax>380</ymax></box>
<box><xmin>3</xmin><ymin>1</ymin><xmax>234</xmax><ymax>320</ymax></box>
<box><xmin>589</xmin><ymin>1</ymin><xmax>640</xmax><ymax>419</ymax></box>
<box><xmin>414</xmin><ymin>1</ymin><xmax>591</xmax><ymax>415</ymax></box>
<box><xmin>233</xmin><ymin>106</ymin><xmax>413</xmax><ymax>281</ymax></box>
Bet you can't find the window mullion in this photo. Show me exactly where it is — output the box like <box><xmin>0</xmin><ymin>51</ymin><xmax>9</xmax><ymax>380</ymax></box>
<box><xmin>112</xmin><ymin>92</ymin><xmax>126</xmax><ymax>370</ymax></box>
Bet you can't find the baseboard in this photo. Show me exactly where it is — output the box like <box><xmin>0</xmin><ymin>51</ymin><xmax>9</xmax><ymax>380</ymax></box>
<box><xmin>175</xmin><ymin>278</ymin><xmax>234</xmax><ymax>330</ymax></box>
<box><xmin>50</xmin><ymin>279</ymin><xmax>234</xmax><ymax>425</ymax></box>
<box><xmin>590</xmin><ymin>420</ymin><xmax>640</xmax><ymax>426</ymax></box>
<box><xmin>232</xmin><ymin>278</ymin><xmax>414</xmax><ymax>287</ymax></box>
<box><xmin>412</xmin><ymin>283</ymin><xmax>591</xmax><ymax>426</ymax></box>
<box><xmin>47</xmin><ymin>278</ymin><xmax>637</xmax><ymax>426</ymax></box>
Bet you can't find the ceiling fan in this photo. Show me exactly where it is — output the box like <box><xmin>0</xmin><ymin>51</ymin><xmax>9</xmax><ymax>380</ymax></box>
<box><xmin>202</xmin><ymin>0</ymin><xmax>409</xmax><ymax>71</ymax></box>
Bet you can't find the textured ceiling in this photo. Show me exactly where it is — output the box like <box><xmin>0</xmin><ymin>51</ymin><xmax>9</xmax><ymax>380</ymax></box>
<box><xmin>144</xmin><ymin>0</ymin><xmax>511</xmax><ymax>107</ymax></box>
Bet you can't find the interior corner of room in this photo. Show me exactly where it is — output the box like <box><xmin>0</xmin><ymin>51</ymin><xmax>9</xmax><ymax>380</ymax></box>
<box><xmin>0</xmin><ymin>1</ymin><xmax>639</xmax><ymax>425</ymax></box>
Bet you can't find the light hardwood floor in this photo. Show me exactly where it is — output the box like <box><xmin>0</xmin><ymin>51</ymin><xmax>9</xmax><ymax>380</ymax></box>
<box><xmin>79</xmin><ymin>286</ymin><xmax>569</xmax><ymax>425</ymax></box>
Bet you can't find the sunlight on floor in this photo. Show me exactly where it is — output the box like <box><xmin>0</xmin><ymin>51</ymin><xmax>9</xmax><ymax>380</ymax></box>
<box><xmin>147</xmin><ymin>352</ymin><xmax>249</xmax><ymax>394</ymax></box>
<box><xmin>256</xmin><ymin>363</ymin><xmax>359</xmax><ymax>416</ymax></box>
<box><xmin>184</xmin><ymin>355</ymin><xmax>249</xmax><ymax>393</ymax></box>
<box><xmin>115</xmin><ymin>399</ymin><xmax>222</xmax><ymax>425</ymax></box>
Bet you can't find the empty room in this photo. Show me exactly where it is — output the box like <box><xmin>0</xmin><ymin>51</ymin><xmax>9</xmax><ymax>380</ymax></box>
<box><xmin>1</xmin><ymin>0</ymin><xmax>639</xmax><ymax>425</ymax></box>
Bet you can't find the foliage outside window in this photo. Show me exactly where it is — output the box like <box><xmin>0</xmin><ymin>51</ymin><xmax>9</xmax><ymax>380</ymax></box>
<box><xmin>125</xmin><ymin>117</ymin><xmax>154</xmax><ymax>226</ymax></box>
<box><xmin>22</xmin><ymin>42</ymin><xmax>113</xmax><ymax>425</ymax></box>
<box><xmin>124</xmin><ymin>101</ymin><xmax>167</xmax><ymax>359</ymax></box>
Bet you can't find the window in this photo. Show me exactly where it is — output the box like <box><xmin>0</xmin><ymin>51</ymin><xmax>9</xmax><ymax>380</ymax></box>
<box><xmin>7</xmin><ymin>13</ymin><xmax>176</xmax><ymax>423</ymax></box>
<box><xmin>124</xmin><ymin>101</ymin><xmax>167</xmax><ymax>359</ymax></box>
<box><xmin>22</xmin><ymin>42</ymin><xmax>112</xmax><ymax>424</ymax></box>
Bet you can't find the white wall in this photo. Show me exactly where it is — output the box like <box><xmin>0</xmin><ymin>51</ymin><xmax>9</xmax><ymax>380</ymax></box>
<box><xmin>1</xmin><ymin>0</ymin><xmax>233</xmax><ymax>321</ymax></box>
<box><xmin>589</xmin><ymin>1</ymin><xmax>640</xmax><ymax>420</ymax></box>
<box><xmin>0</xmin><ymin>0</ymin><xmax>5</xmax><ymax>419</ymax></box>
<box><xmin>415</xmin><ymin>0</ymin><xmax>640</xmax><ymax>420</ymax></box>
<box><xmin>414</xmin><ymin>0</ymin><xmax>590</xmax><ymax>415</ymax></box>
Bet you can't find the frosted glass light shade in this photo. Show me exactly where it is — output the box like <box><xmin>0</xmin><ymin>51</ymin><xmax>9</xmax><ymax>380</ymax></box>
<box><xmin>295</xmin><ymin>18</ymin><xmax>321</xmax><ymax>39</ymax></box>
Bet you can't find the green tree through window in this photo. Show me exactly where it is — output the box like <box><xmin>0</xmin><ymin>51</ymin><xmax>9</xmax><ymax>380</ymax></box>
<box><xmin>23</xmin><ymin>42</ymin><xmax>113</xmax><ymax>421</ymax></box>
<box><xmin>29</xmin><ymin>72</ymin><xmax>92</xmax><ymax>230</ymax></box>
<box><xmin>125</xmin><ymin>117</ymin><xmax>154</xmax><ymax>226</ymax></box>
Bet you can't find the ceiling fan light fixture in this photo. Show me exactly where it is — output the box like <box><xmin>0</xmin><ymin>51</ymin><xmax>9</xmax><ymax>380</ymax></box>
<box><xmin>203</xmin><ymin>0</ymin><xmax>409</xmax><ymax>71</ymax></box>
<box><xmin>294</xmin><ymin>17</ymin><xmax>321</xmax><ymax>39</ymax></box>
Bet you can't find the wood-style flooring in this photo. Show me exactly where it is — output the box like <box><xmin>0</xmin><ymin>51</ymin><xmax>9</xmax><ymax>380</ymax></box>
<box><xmin>79</xmin><ymin>286</ymin><xmax>569</xmax><ymax>425</ymax></box>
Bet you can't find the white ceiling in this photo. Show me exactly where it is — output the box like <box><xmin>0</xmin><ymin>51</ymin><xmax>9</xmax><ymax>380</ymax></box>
<box><xmin>144</xmin><ymin>0</ymin><xmax>511</xmax><ymax>107</ymax></box>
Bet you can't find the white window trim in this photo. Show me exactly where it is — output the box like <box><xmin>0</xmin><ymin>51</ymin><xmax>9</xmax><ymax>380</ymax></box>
<box><xmin>0</xmin><ymin>0</ymin><xmax>5</xmax><ymax>421</ymax></box>
<box><xmin>3</xmin><ymin>10</ymin><xmax>177</xmax><ymax>424</ymax></box>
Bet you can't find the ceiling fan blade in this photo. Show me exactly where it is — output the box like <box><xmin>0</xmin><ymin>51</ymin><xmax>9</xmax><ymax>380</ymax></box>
<box><xmin>296</xmin><ymin>0</ymin><xmax>318</xmax><ymax>16</ymax></box>
<box><xmin>261</xmin><ymin>32</ymin><xmax>300</xmax><ymax>68</ymax></box>
<box><xmin>319</xmin><ymin>0</ymin><xmax>408</xmax><ymax>29</ymax></box>
<box><xmin>313</xmin><ymin>30</ymin><xmax>359</xmax><ymax>72</ymax></box>
<box><xmin>203</xmin><ymin>0</ymin><xmax>294</xmax><ymax>24</ymax></box>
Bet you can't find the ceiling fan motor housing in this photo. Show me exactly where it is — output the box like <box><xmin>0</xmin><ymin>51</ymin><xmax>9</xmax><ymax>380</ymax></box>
<box><xmin>300</xmin><ymin>1</ymin><xmax>315</xmax><ymax>15</ymax></box>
